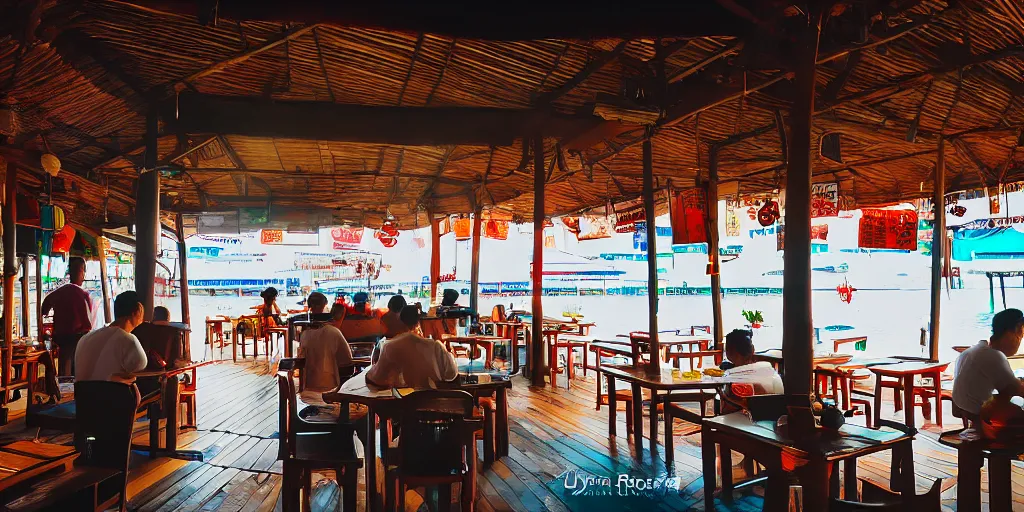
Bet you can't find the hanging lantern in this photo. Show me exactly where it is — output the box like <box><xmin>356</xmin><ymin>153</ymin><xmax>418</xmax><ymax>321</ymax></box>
<box><xmin>41</xmin><ymin>153</ymin><xmax>61</xmax><ymax>177</ymax></box>
<box><xmin>757</xmin><ymin>200</ymin><xmax>780</xmax><ymax>227</ymax></box>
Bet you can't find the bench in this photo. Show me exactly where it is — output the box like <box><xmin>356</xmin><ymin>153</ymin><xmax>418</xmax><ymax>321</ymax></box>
<box><xmin>938</xmin><ymin>428</ymin><xmax>1023</xmax><ymax>512</ymax></box>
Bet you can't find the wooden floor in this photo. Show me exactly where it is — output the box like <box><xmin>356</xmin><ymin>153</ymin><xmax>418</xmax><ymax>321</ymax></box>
<box><xmin>1</xmin><ymin>358</ymin><xmax>1021</xmax><ymax>511</ymax></box>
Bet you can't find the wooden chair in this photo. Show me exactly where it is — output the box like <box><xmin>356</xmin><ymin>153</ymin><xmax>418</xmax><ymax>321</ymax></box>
<box><xmin>628</xmin><ymin>331</ymin><xmax>651</xmax><ymax>365</ymax></box>
<box><xmin>663</xmin><ymin>393</ymin><xmax>715</xmax><ymax>468</ymax></box>
<box><xmin>668</xmin><ymin>349</ymin><xmax>723</xmax><ymax>372</ymax></box>
<box><xmin>592</xmin><ymin>346</ymin><xmax>634</xmax><ymax>434</ymax></box>
<box><xmin>384</xmin><ymin>389</ymin><xmax>482</xmax><ymax>512</ymax></box>
<box><xmin>547</xmin><ymin>332</ymin><xmax>588</xmax><ymax>389</ymax></box>
<box><xmin>277</xmin><ymin>373</ymin><xmax>361</xmax><ymax>512</ymax></box>
<box><xmin>830</xmin><ymin>477</ymin><xmax>942</xmax><ymax>511</ymax></box>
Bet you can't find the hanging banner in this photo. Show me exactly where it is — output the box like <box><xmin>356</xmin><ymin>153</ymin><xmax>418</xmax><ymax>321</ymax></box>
<box><xmin>810</xmin><ymin>182</ymin><xmax>839</xmax><ymax>218</ymax></box>
<box><xmin>614</xmin><ymin>204</ymin><xmax>645</xmax><ymax>233</ymax></box>
<box><xmin>453</xmin><ymin>217</ymin><xmax>472</xmax><ymax>240</ymax></box>
<box><xmin>576</xmin><ymin>215</ymin><xmax>614</xmax><ymax>241</ymax></box>
<box><xmin>437</xmin><ymin>216</ymin><xmax>452</xmax><ymax>236</ymax></box>
<box><xmin>812</xmin><ymin>224</ymin><xmax>829</xmax><ymax>241</ymax></box>
<box><xmin>670</xmin><ymin>187</ymin><xmax>708</xmax><ymax>245</ymax></box>
<box><xmin>484</xmin><ymin>220</ymin><xmax>509</xmax><ymax>240</ymax></box>
<box><xmin>988</xmin><ymin>185</ymin><xmax>1001</xmax><ymax>215</ymax></box>
<box><xmin>858</xmin><ymin>209</ymin><xmax>918</xmax><ymax>250</ymax></box>
<box><xmin>725</xmin><ymin>207</ymin><xmax>740</xmax><ymax>237</ymax></box>
<box><xmin>330</xmin><ymin>227</ymin><xmax>364</xmax><ymax>246</ymax></box>
<box><xmin>260</xmin><ymin>229</ymin><xmax>284</xmax><ymax>245</ymax></box>
<box><xmin>956</xmin><ymin>216</ymin><xmax>1024</xmax><ymax>230</ymax></box>
<box><xmin>633</xmin><ymin>221</ymin><xmax>647</xmax><ymax>251</ymax></box>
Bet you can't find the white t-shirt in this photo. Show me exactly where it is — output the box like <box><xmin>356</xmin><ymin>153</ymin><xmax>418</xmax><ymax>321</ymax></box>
<box><xmin>364</xmin><ymin>332</ymin><xmax>458</xmax><ymax>389</ymax></box>
<box><xmin>297</xmin><ymin>324</ymin><xmax>353</xmax><ymax>392</ymax></box>
<box><xmin>75</xmin><ymin>325</ymin><xmax>148</xmax><ymax>381</ymax></box>
<box><xmin>724</xmin><ymin>361</ymin><xmax>785</xmax><ymax>395</ymax></box>
<box><xmin>953</xmin><ymin>340</ymin><xmax>1019</xmax><ymax>415</ymax></box>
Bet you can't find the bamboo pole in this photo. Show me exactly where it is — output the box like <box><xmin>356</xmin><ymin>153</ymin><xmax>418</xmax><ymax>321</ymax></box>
<box><xmin>1</xmin><ymin>164</ymin><xmax>16</xmax><ymax>423</ymax></box>
<box><xmin>98</xmin><ymin>249</ymin><xmax>111</xmax><ymax>324</ymax></box>
<box><xmin>429</xmin><ymin>212</ymin><xmax>441</xmax><ymax>305</ymax></box>
<box><xmin>135</xmin><ymin>108</ymin><xmax>161</xmax><ymax>321</ymax></box>
<box><xmin>469</xmin><ymin>208</ymin><xmax>482</xmax><ymax>315</ymax></box>
<box><xmin>176</xmin><ymin>213</ymin><xmax>192</xmax><ymax>360</ymax></box>
<box><xmin>531</xmin><ymin>135</ymin><xmax>546</xmax><ymax>387</ymax></box>
<box><xmin>929</xmin><ymin>137</ymin><xmax>945</xmax><ymax>361</ymax></box>
<box><xmin>19</xmin><ymin>255</ymin><xmax>28</xmax><ymax>337</ymax></box>
<box><xmin>642</xmin><ymin>135</ymin><xmax>660</xmax><ymax>372</ymax></box>
<box><xmin>708</xmin><ymin>149</ymin><xmax>723</xmax><ymax>348</ymax></box>
<box><xmin>781</xmin><ymin>10</ymin><xmax>822</xmax><ymax>401</ymax></box>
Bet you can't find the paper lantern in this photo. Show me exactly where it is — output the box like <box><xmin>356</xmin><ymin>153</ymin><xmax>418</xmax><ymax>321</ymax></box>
<box><xmin>757</xmin><ymin>200</ymin><xmax>780</xmax><ymax>227</ymax></box>
<box><xmin>453</xmin><ymin>217</ymin><xmax>471</xmax><ymax>240</ymax></box>
<box><xmin>41</xmin><ymin>153</ymin><xmax>61</xmax><ymax>177</ymax></box>
<box><xmin>51</xmin><ymin>224</ymin><xmax>76</xmax><ymax>254</ymax></box>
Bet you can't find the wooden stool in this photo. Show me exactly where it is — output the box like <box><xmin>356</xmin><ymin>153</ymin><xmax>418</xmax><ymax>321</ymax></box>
<box><xmin>939</xmin><ymin>428</ymin><xmax>1021</xmax><ymax>512</ymax></box>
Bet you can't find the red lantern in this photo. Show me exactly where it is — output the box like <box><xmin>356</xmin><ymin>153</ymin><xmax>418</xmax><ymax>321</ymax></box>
<box><xmin>757</xmin><ymin>201</ymin><xmax>780</xmax><ymax>227</ymax></box>
<box><xmin>837</xmin><ymin>279</ymin><xmax>856</xmax><ymax>304</ymax></box>
<box><xmin>51</xmin><ymin>224</ymin><xmax>76</xmax><ymax>254</ymax></box>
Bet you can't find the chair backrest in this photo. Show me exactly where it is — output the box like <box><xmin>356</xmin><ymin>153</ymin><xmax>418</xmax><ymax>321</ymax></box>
<box><xmin>691</xmin><ymin>325</ymin><xmax>711</xmax><ymax>335</ymax></box>
<box><xmin>628</xmin><ymin>331</ymin><xmax>650</xmax><ymax>367</ymax></box>
<box><xmin>341</xmin><ymin>317</ymin><xmax>385</xmax><ymax>341</ymax></box>
<box><xmin>74</xmin><ymin>381</ymin><xmax>139</xmax><ymax>492</ymax></box>
<box><xmin>490</xmin><ymin>305</ymin><xmax>506</xmax><ymax>323</ymax></box>
<box><xmin>832</xmin><ymin>478</ymin><xmax>941</xmax><ymax>511</ymax></box>
<box><xmin>132</xmin><ymin>322</ymin><xmax>184</xmax><ymax>370</ymax></box>
<box><xmin>277</xmin><ymin>372</ymin><xmax>298</xmax><ymax>459</ymax></box>
<box><xmin>398</xmin><ymin>389</ymin><xmax>474</xmax><ymax>476</ymax></box>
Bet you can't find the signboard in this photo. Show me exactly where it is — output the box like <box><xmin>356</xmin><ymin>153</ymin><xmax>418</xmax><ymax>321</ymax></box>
<box><xmin>858</xmin><ymin>209</ymin><xmax>917</xmax><ymax>250</ymax></box>
<box><xmin>810</xmin><ymin>182</ymin><xmax>839</xmax><ymax>218</ymax></box>
<box><xmin>260</xmin><ymin>229</ymin><xmax>284</xmax><ymax>245</ymax></box>
<box><xmin>577</xmin><ymin>216</ymin><xmax>614</xmax><ymax>241</ymax></box>
<box><xmin>330</xmin><ymin>227</ymin><xmax>364</xmax><ymax>246</ymax></box>
<box><xmin>670</xmin><ymin>187</ymin><xmax>707</xmax><ymax>245</ymax></box>
<box><xmin>614</xmin><ymin>205</ymin><xmax>645</xmax><ymax>233</ymax></box>
<box><xmin>260</xmin><ymin>229</ymin><xmax>320</xmax><ymax>246</ymax></box>
<box><xmin>956</xmin><ymin>216</ymin><xmax>1024</xmax><ymax>230</ymax></box>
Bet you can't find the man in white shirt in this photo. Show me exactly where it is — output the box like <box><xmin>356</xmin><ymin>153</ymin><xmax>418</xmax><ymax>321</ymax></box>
<box><xmin>953</xmin><ymin>308</ymin><xmax>1024</xmax><ymax>419</ymax></box>
<box><xmin>75</xmin><ymin>291</ymin><xmax>147</xmax><ymax>382</ymax></box>
<box><xmin>365</xmin><ymin>306</ymin><xmax>458</xmax><ymax>389</ymax></box>
<box><xmin>297</xmin><ymin>292</ymin><xmax>353</xmax><ymax>392</ymax></box>
<box><xmin>721</xmin><ymin>329</ymin><xmax>784</xmax><ymax>411</ymax></box>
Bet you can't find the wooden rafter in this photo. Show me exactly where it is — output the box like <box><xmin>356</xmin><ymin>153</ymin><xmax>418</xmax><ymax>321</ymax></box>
<box><xmin>176</xmin><ymin>24</ymin><xmax>318</xmax><ymax>88</ymax></box>
<box><xmin>396</xmin><ymin>33</ymin><xmax>425</xmax><ymax>107</ymax></box>
<box><xmin>667</xmin><ymin>40</ymin><xmax>743</xmax><ymax>83</ymax></box>
<box><xmin>533</xmin><ymin>40</ymin><xmax>630</xmax><ymax>106</ymax></box>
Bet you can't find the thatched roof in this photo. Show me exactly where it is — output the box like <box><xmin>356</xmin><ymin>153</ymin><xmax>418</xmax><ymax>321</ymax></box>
<box><xmin>1</xmin><ymin>1</ymin><xmax>1023</xmax><ymax>230</ymax></box>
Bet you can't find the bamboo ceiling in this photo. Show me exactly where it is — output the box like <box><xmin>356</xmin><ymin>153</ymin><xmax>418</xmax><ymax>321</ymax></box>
<box><xmin>1</xmin><ymin>0</ymin><xmax>1023</xmax><ymax>229</ymax></box>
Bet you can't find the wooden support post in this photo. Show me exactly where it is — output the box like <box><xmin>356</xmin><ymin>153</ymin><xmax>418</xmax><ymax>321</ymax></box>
<box><xmin>988</xmin><ymin>273</ymin><xmax>995</xmax><ymax>313</ymax></box>
<box><xmin>929</xmin><ymin>137</ymin><xmax>945</xmax><ymax>361</ymax></box>
<box><xmin>1</xmin><ymin>164</ymin><xmax>16</xmax><ymax>423</ymax></box>
<box><xmin>708</xmin><ymin>149</ymin><xmax>723</xmax><ymax>349</ymax></box>
<box><xmin>470</xmin><ymin>208</ymin><xmax>482</xmax><ymax>315</ymax></box>
<box><xmin>35</xmin><ymin>255</ymin><xmax>42</xmax><ymax>339</ymax></box>
<box><xmin>781</xmin><ymin>9</ymin><xmax>822</xmax><ymax>399</ymax></box>
<box><xmin>135</xmin><ymin>108</ymin><xmax>161</xmax><ymax>321</ymax></box>
<box><xmin>642</xmin><ymin>135</ymin><xmax>660</xmax><ymax>372</ymax></box>
<box><xmin>429</xmin><ymin>213</ymin><xmax>441</xmax><ymax>306</ymax></box>
<box><xmin>531</xmin><ymin>135</ymin><xmax>546</xmax><ymax>387</ymax></box>
<box><xmin>98</xmin><ymin>249</ymin><xmax>112</xmax><ymax>324</ymax></box>
<box><xmin>176</xmin><ymin>213</ymin><xmax>191</xmax><ymax>360</ymax></box>
<box><xmin>19</xmin><ymin>255</ymin><xmax>28</xmax><ymax>337</ymax></box>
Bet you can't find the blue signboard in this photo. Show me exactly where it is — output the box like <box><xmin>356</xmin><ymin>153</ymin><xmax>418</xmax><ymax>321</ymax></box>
<box><xmin>188</xmin><ymin>278</ymin><xmax>286</xmax><ymax>289</ymax></box>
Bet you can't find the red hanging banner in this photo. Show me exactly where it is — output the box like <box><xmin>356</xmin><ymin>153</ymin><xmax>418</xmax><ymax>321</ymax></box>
<box><xmin>670</xmin><ymin>187</ymin><xmax>708</xmax><ymax>245</ymax></box>
<box><xmin>330</xmin><ymin>227</ymin><xmax>364</xmax><ymax>246</ymax></box>
<box><xmin>858</xmin><ymin>209</ymin><xmax>917</xmax><ymax>250</ymax></box>
<box><xmin>484</xmin><ymin>220</ymin><xmax>509</xmax><ymax>240</ymax></box>
<box><xmin>453</xmin><ymin>217</ymin><xmax>471</xmax><ymax>240</ymax></box>
<box><xmin>614</xmin><ymin>205</ymin><xmax>645</xmax><ymax>233</ymax></box>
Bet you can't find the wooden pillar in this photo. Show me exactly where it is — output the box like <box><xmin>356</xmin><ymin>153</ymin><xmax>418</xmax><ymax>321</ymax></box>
<box><xmin>929</xmin><ymin>137</ymin><xmax>945</xmax><ymax>361</ymax></box>
<box><xmin>708</xmin><ymin>149</ymin><xmax>723</xmax><ymax>349</ymax></box>
<box><xmin>531</xmin><ymin>135</ymin><xmax>546</xmax><ymax>387</ymax></box>
<box><xmin>135</xmin><ymin>108</ymin><xmax>161</xmax><ymax>321</ymax></box>
<box><xmin>98</xmin><ymin>247</ymin><xmax>112</xmax><ymax>324</ymax></box>
<box><xmin>429</xmin><ymin>213</ymin><xmax>441</xmax><ymax>306</ymax></box>
<box><xmin>781</xmin><ymin>9</ymin><xmax>822</xmax><ymax>399</ymax></box>
<box><xmin>470</xmin><ymin>208</ymin><xmax>482</xmax><ymax>314</ymax></box>
<box><xmin>176</xmin><ymin>213</ymin><xmax>191</xmax><ymax>359</ymax></box>
<box><xmin>19</xmin><ymin>255</ymin><xmax>28</xmax><ymax>337</ymax></box>
<box><xmin>1</xmin><ymin>164</ymin><xmax>16</xmax><ymax>422</ymax></box>
<box><xmin>642</xmin><ymin>135</ymin><xmax>660</xmax><ymax>372</ymax></box>
<box><xmin>35</xmin><ymin>255</ymin><xmax>42</xmax><ymax>339</ymax></box>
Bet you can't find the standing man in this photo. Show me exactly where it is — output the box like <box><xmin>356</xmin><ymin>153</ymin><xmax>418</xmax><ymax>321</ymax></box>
<box><xmin>41</xmin><ymin>257</ymin><xmax>92</xmax><ymax>375</ymax></box>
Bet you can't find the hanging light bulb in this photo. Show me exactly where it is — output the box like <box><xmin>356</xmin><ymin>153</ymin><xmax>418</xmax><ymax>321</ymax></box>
<box><xmin>41</xmin><ymin>153</ymin><xmax>61</xmax><ymax>177</ymax></box>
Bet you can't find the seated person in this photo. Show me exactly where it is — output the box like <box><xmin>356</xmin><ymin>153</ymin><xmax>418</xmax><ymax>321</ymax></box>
<box><xmin>720</xmin><ymin>329</ymin><xmax>784</xmax><ymax>411</ymax></box>
<box><xmin>381</xmin><ymin>295</ymin><xmax>407</xmax><ymax>338</ymax></box>
<box><xmin>953</xmin><ymin>308</ymin><xmax>1024</xmax><ymax>431</ymax></box>
<box><xmin>365</xmin><ymin>306</ymin><xmax>458</xmax><ymax>389</ymax></box>
<box><xmin>75</xmin><ymin>291</ymin><xmax>148</xmax><ymax>384</ymax></box>
<box><xmin>132</xmin><ymin>314</ymin><xmax>184</xmax><ymax>371</ymax></box>
<box><xmin>329</xmin><ymin>303</ymin><xmax>346</xmax><ymax>331</ymax></box>
<box><xmin>297</xmin><ymin>293</ymin><xmax>353</xmax><ymax>393</ymax></box>
<box><xmin>152</xmin><ymin>306</ymin><xmax>171</xmax><ymax>326</ymax></box>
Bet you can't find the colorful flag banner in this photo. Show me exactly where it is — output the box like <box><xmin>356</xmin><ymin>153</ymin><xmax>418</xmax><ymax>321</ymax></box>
<box><xmin>858</xmin><ymin>209</ymin><xmax>917</xmax><ymax>250</ymax></box>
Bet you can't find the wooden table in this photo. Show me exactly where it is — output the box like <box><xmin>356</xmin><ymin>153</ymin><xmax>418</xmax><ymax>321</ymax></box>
<box><xmin>323</xmin><ymin>373</ymin><xmax>512</xmax><ymax>512</ymax></box>
<box><xmin>442</xmin><ymin>335</ymin><xmax>507</xmax><ymax>370</ymax></box>
<box><xmin>131</xmin><ymin>361</ymin><xmax>213</xmax><ymax>460</ymax></box>
<box><xmin>600</xmin><ymin>364</ymin><xmax>728</xmax><ymax>456</ymax></box>
<box><xmin>938</xmin><ymin>428</ymin><xmax>1022</xmax><ymax>512</ymax></box>
<box><xmin>869</xmin><ymin>360</ymin><xmax>949</xmax><ymax>429</ymax></box>
<box><xmin>702</xmin><ymin>412</ymin><xmax>915</xmax><ymax>511</ymax></box>
<box><xmin>753</xmin><ymin>349</ymin><xmax>853</xmax><ymax>374</ymax></box>
<box><xmin>0</xmin><ymin>440</ymin><xmax>77</xmax><ymax>493</ymax></box>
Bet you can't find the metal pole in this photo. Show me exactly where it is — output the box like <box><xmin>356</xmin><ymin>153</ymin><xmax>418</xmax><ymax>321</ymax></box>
<box><xmin>928</xmin><ymin>137</ymin><xmax>945</xmax><ymax>361</ymax></box>
<box><xmin>531</xmin><ymin>135</ymin><xmax>546</xmax><ymax>387</ymax></box>
<box><xmin>642</xmin><ymin>135</ymin><xmax>660</xmax><ymax>372</ymax></box>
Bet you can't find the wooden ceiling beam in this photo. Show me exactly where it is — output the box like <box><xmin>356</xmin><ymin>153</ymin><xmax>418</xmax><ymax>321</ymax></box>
<box><xmin>533</xmin><ymin>40</ymin><xmax>630</xmax><ymax>106</ymax></box>
<box><xmin>162</xmin><ymin>93</ymin><xmax>600</xmax><ymax>146</ymax></box>
<box><xmin>176</xmin><ymin>24</ymin><xmax>317</xmax><ymax>88</ymax></box>
<box><xmin>666</xmin><ymin>40</ymin><xmax>743</xmax><ymax>83</ymax></box>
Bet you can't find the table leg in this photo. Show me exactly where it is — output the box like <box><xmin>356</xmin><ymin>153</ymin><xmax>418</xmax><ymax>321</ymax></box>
<box><xmin>496</xmin><ymin>388</ymin><xmax>509</xmax><ymax>458</ymax></box>
<box><xmin>165</xmin><ymin>378</ymin><xmax>180</xmax><ymax>451</ymax></box>
<box><xmin>902</xmin><ymin>375</ymin><xmax>915</xmax><ymax>429</ymax></box>
<box><xmin>872</xmin><ymin>375</ymin><xmax>882</xmax><ymax>428</ymax></box>
<box><xmin>957</xmin><ymin>446</ymin><xmax>982</xmax><ymax>512</ymax></box>
<box><xmin>649</xmin><ymin>389</ymin><xmax>658</xmax><ymax>455</ymax></box>
<box><xmin>549</xmin><ymin>342</ymin><xmax>557</xmax><ymax>388</ymax></box>
<box><xmin>829</xmin><ymin>459</ymin><xmax>840</xmax><ymax>496</ymax></box>
<box><xmin>582</xmin><ymin>342</ymin><xmax>588</xmax><ymax>377</ymax></box>
<box><xmin>232</xmin><ymin>330</ymin><xmax>238</xmax><ymax>362</ymax></box>
<box><xmin>932</xmin><ymin>370</ymin><xmax>943</xmax><ymax>427</ymax></box>
<box><xmin>720</xmin><ymin>446</ymin><xmax>733</xmax><ymax>502</ymax></box>
<box><xmin>990</xmin><ymin>454</ymin><xmax>1012</xmax><ymax>512</ymax></box>
<box><xmin>843</xmin><ymin>458</ymin><xmax>858</xmax><ymax>500</ymax></box>
<box><xmin>631</xmin><ymin>382</ymin><xmax>643</xmax><ymax>456</ymax></box>
<box><xmin>607</xmin><ymin>375</ymin><xmax>617</xmax><ymax>437</ymax></box>
<box><xmin>894</xmin><ymin>440</ymin><xmax>915</xmax><ymax>500</ymax></box>
<box><xmin>796</xmin><ymin>460</ymin><xmax>830</xmax><ymax>512</ymax></box>
<box><xmin>701</xmin><ymin>430</ymin><xmax>716</xmax><ymax>512</ymax></box>
<box><xmin>366</xmin><ymin>405</ymin><xmax>378</xmax><ymax>512</ymax></box>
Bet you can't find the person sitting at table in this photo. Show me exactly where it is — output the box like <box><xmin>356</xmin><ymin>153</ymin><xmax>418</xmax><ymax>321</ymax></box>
<box><xmin>41</xmin><ymin>257</ymin><xmax>93</xmax><ymax>376</ymax></box>
<box><xmin>364</xmin><ymin>306</ymin><xmax>458</xmax><ymax>389</ymax></box>
<box><xmin>297</xmin><ymin>292</ymin><xmax>353</xmax><ymax>392</ymax></box>
<box><xmin>152</xmin><ymin>306</ymin><xmax>171</xmax><ymax>326</ymax></box>
<box><xmin>720</xmin><ymin>329</ymin><xmax>784</xmax><ymax>412</ymax></box>
<box><xmin>952</xmin><ymin>308</ymin><xmax>1024</xmax><ymax>428</ymax></box>
<box><xmin>75</xmin><ymin>291</ymin><xmax>148</xmax><ymax>384</ymax></box>
<box><xmin>328</xmin><ymin>303</ymin><xmax>346</xmax><ymax>331</ymax></box>
<box><xmin>256</xmin><ymin>287</ymin><xmax>283</xmax><ymax>328</ymax></box>
<box><xmin>381</xmin><ymin>295</ymin><xmax>407</xmax><ymax>338</ymax></box>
